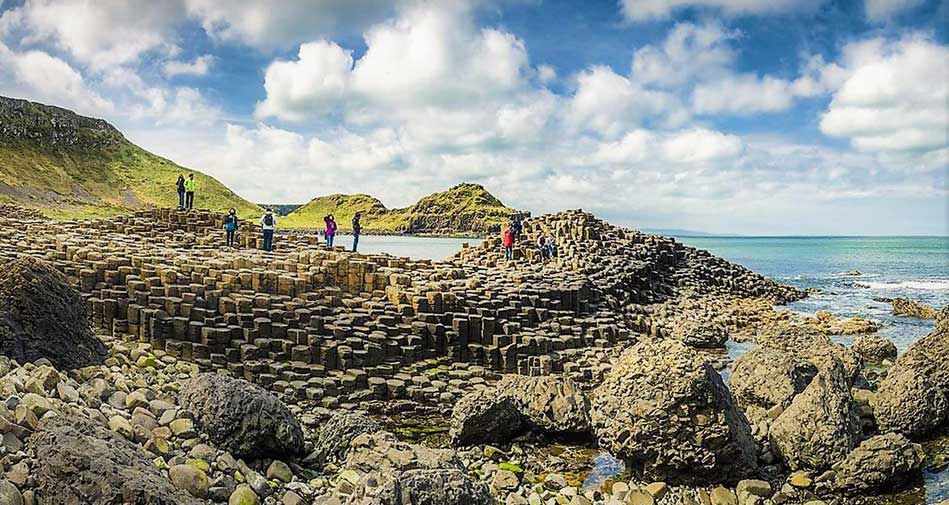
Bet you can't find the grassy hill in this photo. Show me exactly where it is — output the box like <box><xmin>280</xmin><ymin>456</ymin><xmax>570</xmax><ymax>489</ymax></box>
<box><xmin>0</xmin><ymin>96</ymin><xmax>261</xmax><ymax>218</ymax></box>
<box><xmin>282</xmin><ymin>183</ymin><xmax>523</xmax><ymax>235</ymax></box>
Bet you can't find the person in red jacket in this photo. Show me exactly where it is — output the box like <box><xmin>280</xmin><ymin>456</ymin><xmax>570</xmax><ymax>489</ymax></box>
<box><xmin>502</xmin><ymin>225</ymin><xmax>515</xmax><ymax>260</ymax></box>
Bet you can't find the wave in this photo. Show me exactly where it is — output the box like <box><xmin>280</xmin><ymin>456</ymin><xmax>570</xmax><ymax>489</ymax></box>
<box><xmin>858</xmin><ymin>280</ymin><xmax>949</xmax><ymax>291</ymax></box>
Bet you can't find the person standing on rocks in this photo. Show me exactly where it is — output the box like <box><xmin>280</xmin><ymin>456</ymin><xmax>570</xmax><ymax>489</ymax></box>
<box><xmin>537</xmin><ymin>233</ymin><xmax>549</xmax><ymax>261</ymax></box>
<box><xmin>324</xmin><ymin>214</ymin><xmax>337</xmax><ymax>248</ymax></box>
<box><xmin>352</xmin><ymin>212</ymin><xmax>362</xmax><ymax>252</ymax></box>
<box><xmin>223</xmin><ymin>208</ymin><xmax>238</xmax><ymax>248</ymax></box>
<box><xmin>502</xmin><ymin>225</ymin><xmax>515</xmax><ymax>260</ymax></box>
<box><xmin>175</xmin><ymin>174</ymin><xmax>186</xmax><ymax>210</ymax></box>
<box><xmin>511</xmin><ymin>216</ymin><xmax>522</xmax><ymax>240</ymax></box>
<box><xmin>260</xmin><ymin>209</ymin><xmax>277</xmax><ymax>252</ymax></box>
<box><xmin>184</xmin><ymin>173</ymin><xmax>197</xmax><ymax>210</ymax></box>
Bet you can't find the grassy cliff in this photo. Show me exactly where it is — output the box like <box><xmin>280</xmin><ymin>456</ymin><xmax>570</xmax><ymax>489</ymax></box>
<box><xmin>281</xmin><ymin>183</ymin><xmax>523</xmax><ymax>235</ymax></box>
<box><xmin>0</xmin><ymin>96</ymin><xmax>261</xmax><ymax>218</ymax></box>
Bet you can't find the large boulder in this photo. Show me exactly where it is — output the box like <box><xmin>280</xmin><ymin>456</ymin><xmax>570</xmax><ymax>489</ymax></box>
<box><xmin>304</xmin><ymin>411</ymin><xmax>383</xmax><ymax>469</ymax></box>
<box><xmin>729</xmin><ymin>347</ymin><xmax>817</xmax><ymax>421</ymax></box>
<box><xmin>590</xmin><ymin>339</ymin><xmax>757</xmax><ymax>484</ymax></box>
<box><xmin>178</xmin><ymin>373</ymin><xmax>304</xmax><ymax>458</ymax></box>
<box><xmin>449</xmin><ymin>389</ymin><xmax>523</xmax><ymax>446</ymax></box>
<box><xmin>832</xmin><ymin>432</ymin><xmax>925</xmax><ymax>495</ymax></box>
<box><xmin>670</xmin><ymin>317</ymin><xmax>728</xmax><ymax>348</ymax></box>
<box><xmin>0</xmin><ymin>257</ymin><xmax>106</xmax><ymax>369</ymax></box>
<box><xmin>756</xmin><ymin>327</ymin><xmax>862</xmax><ymax>381</ymax></box>
<box><xmin>449</xmin><ymin>375</ymin><xmax>589</xmax><ymax>446</ymax></box>
<box><xmin>875</xmin><ymin>323</ymin><xmax>949</xmax><ymax>438</ymax></box>
<box><xmin>495</xmin><ymin>374</ymin><xmax>590</xmax><ymax>434</ymax></box>
<box><xmin>851</xmin><ymin>334</ymin><xmax>897</xmax><ymax>363</ymax></box>
<box><xmin>28</xmin><ymin>415</ymin><xmax>202</xmax><ymax>505</ymax></box>
<box><xmin>339</xmin><ymin>432</ymin><xmax>489</xmax><ymax>505</ymax></box>
<box><xmin>768</xmin><ymin>361</ymin><xmax>861</xmax><ymax>471</ymax></box>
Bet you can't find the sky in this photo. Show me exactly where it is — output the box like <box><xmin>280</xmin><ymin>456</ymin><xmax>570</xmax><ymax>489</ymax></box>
<box><xmin>0</xmin><ymin>0</ymin><xmax>946</xmax><ymax>235</ymax></box>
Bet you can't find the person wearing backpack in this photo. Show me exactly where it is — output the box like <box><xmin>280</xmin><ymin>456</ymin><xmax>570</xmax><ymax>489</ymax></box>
<box><xmin>223</xmin><ymin>208</ymin><xmax>238</xmax><ymax>247</ymax></box>
<box><xmin>260</xmin><ymin>209</ymin><xmax>276</xmax><ymax>251</ymax></box>
<box><xmin>184</xmin><ymin>173</ymin><xmax>197</xmax><ymax>209</ymax></box>
<box><xmin>351</xmin><ymin>212</ymin><xmax>362</xmax><ymax>252</ymax></box>
<box><xmin>176</xmin><ymin>174</ymin><xmax>186</xmax><ymax>209</ymax></box>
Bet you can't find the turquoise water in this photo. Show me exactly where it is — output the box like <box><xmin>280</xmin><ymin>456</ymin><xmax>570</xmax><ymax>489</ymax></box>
<box><xmin>311</xmin><ymin>234</ymin><xmax>483</xmax><ymax>261</ymax></box>
<box><xmin>677</xmin><ymin>236</ymin><xmax>949</xmax><ymax>352</ymax></box>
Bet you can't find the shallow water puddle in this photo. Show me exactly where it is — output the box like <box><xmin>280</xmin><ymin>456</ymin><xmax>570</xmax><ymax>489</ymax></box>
<box><xmin>581</xmin><ymin>452</ymin><xmax>626</xmax><ymax>490</ymax></box>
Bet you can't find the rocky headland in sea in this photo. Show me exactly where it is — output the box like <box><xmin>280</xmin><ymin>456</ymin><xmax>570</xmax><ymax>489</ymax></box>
<box><xmin>0</xmin><ymin>203</ymin><xmax>944</xmax><ymax>505</ymax></box>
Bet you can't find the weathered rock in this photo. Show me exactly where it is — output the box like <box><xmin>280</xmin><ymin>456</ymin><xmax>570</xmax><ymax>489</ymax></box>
<box><xmin>359</xmin><ymin>469</ymin><xmax>493</xmax><ymax>505</ymax></box>
<box><xmin>590</xmin><ymin>339</ymin><xmax>757</xmax><ymax>483</ymax></box>
<box><xmin>0</xmin><ymin>257</ymin><xmax>106</xmax><ymax>369</ymax></box>
<box><xmin>305</xmin><ymin>411</ymin><xmax>383</xmax><ymax>469</ymax></box>
<box><xmin>891</xmin><ymin>298</ymin><xmax>938</xmax><ymax>320</ymax></box>
<box><xmin>769</xmin><ymin>361</ymin><xmax>861</xmax><ymax>470</ymax></box>
<box><xmin>875</xmin><ymin>323</ymin><xmax>949</xmax><ymax>438</ymax></box>
<box><xmin>729</xmin><ymin>347</ymin><xmax>817</xmax><ymax>419</ymax></box>
<box><xmin>0</xmin><ymin>480</ymin><xmax>21</xmax><ymax>505</ymax></box>
<box><xmin>169</xmin><ymin>464</ymin><xmax>209</xmax><ymax>499</ymax></box>
<box><xmin>178</xmin><ymin>373</ymin><xmax>304</xmax><ymax>458</ymax></box>
<box><xmin>832</xmin><ymin>432</ymin><xmax>925</xmax><ymax>495</ymax></box>
<box><xmin>671</xmin><ymin>318</ymin><xmax>728</xmax><ymax>348</ymax></box>
<box><xmin>339</xmin><ymin>431</ymin><xmax>483</xmax><ymax>504</ymax></box>
<box><xmin>756</xmin><ymin>328</ymin><xmax>862</xmax><ymax>381</ymax></box>
<box><xmin>851</xmin><ymin>335</ymin><xmax>897</xmax><ymax>362</ymax></box>
<box><xmin>448</xmin><ymin>389</ymin><xmax>523</xmax><ymax>446</ymax></box>
<box><xmin>28</xmin><ymin>415</ymin><xmax>202</xmax><ymax>505</ymax></box>
<box><xmin>496</xmin><ymin>375</ymin><xmax>590</xmax><ymax>434</ymax></box>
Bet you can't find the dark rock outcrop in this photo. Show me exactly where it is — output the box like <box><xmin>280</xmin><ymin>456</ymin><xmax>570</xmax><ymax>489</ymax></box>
<box><xmin>590</xmin><ymin>339</ymin><xmax>757</xmax><ymax>484</ymax></box>
<box><xmin>891</xmin><ymin>298</ymin><xmax>938</xmax><ymax>320</ymax></box>
<box><xmin>0</xmin><ymin>257</ymin><xmax>106</xmax><ymax>369</ymax></box>
<box><xmin>768</xmin><ymin>361</ymin><xmax>861</xmax><ymax>471</ymax></box>
<box><xmin>178</xmin><ymin>373</ymin><xmax>304</xmax><ymax>458</ymax></box>
<box><xmin>366</xmin><ymin>469</ymin><xmax>494</xmax><ymax>505</ymax></box>
<box><xmin>756</xmin><ymin>328</ymin><xmax>863</xmax><ymax>381</ymax></box>
<box><xmin>28</xmin><ymin>415</ymin><xmax>202</xmax><ymax>505</ymax></box>
<box><xmin>449</xmin><ymin>389</ymin><xmax>524</xmax><ymax>446</ymax></box>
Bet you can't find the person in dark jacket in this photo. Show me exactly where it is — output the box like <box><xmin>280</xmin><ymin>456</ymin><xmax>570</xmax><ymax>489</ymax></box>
<box><xmin>223</xmin><ymin>208</ymin><xmax>238</xmax><ymax>247</ymax></box>
<box><xmin>260</xmin><ymin>209</ymin><xmax>277</xmax><ymax>251</ymax></box>
<box><xmin>352</xmin><ymin>212</ymin><xmax>362</xmax><ymax>252</ymax></box>
<box><xmin>176</xmin><ymin>174</ymin><xmax>186</xmax><ymax>209</ymax></box>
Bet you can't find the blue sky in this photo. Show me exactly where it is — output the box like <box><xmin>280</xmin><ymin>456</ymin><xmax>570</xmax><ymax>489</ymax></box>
<box><xmin>0</xmin><ymin>0</ymin><xmax>946</xmax><ymax>235</ymax></box>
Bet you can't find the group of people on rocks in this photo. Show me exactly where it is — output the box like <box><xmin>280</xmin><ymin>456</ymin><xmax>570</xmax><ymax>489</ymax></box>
<box><xmin>176</xmin><ymin>173</ymin><xmax>364</xmax><ymax>253</ymax></box>
<box><xmin>501</xmin><ymin>216</ymin><xmax>556</xmax><ymax>262</ymax></box>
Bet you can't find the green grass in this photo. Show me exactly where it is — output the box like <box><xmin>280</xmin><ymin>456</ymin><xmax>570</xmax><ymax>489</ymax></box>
<box><xmin>0</xmin><ymin>96</ymin><xmax>261</xmax><ymax>219</ymax></box>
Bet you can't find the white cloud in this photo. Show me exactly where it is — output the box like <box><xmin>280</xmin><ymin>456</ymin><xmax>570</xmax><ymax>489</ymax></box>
<box><xmin>864</xmin><ymin>0</ymin><xmax>925</xmax><ymax>21</ymax></box>
<box><xmin>3</xmin><ymin>0</ymin><xmax>183</xmax><ymax>69</ymax></box>
<box><xmin>691</xmin><ymin>74</ymin><xmax>817</xmax><ymax>114</ymax></box>
<box><xmin>0</xmin><ymin>41</ymin><xmax>112</xmax><ymax>115</ymax></box>
<box><xmin>820</xmin><ymin>36</ymin><xmax>948</xmax><ymax>154</ymax></box>
<box><xmin>184</xmin><ymin>0</ymin><xmax>395</xmax><ymax>50</ymax></box>
<box><xmin>661</xmin><ymin>128</ymin><xmax>743</xmax><ymax>162</ymax></box>
<box><xmin>255</xmin><ymin>40</ymin><xmax>353</xmax><ymax>121</ymax></box>
<box><xmin>620</xmin><ymin>0</ymin><xmax>821</xmax><ymax>21</ymax></box>
<box><xmin>163</xmin><ymin>54</ymin><xmax>215</xmax><ymax>77</ymax></box>
<box><xmin>537</xmin><ymin>64</ymin><xmax>557</xmax><ymax>84</ymax></box>
<box><xmin>566</xmin><ymin>66</ymin><xmax>683</xmax><ymax>137</ymax></box>
<box><xmin>631</xmin><ymin>22</ymin><xmax>737</xmax><ymax>87</ymax></box>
